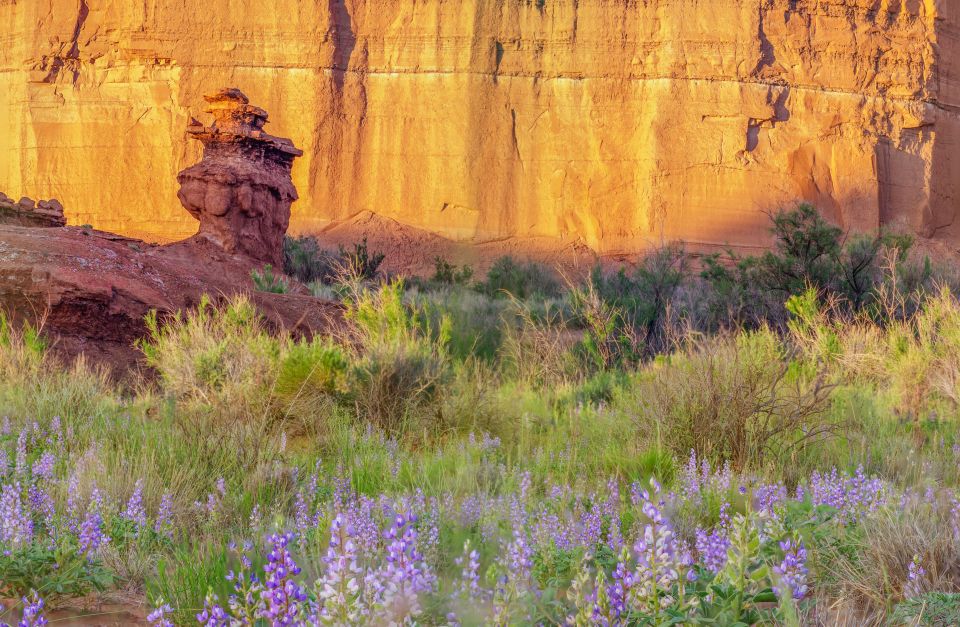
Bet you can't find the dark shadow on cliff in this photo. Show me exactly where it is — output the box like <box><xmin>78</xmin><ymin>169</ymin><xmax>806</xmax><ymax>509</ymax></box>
<box><xmin>328</xmin><ymin>0</ymin><xmax>357</xmax><ymax>92</ymax></box>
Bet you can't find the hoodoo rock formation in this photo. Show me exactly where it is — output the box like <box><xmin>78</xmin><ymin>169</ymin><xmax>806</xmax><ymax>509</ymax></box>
<box><xmin>177</xmin><ymin>89</ymin><xmax>303</xmax><ymax>267</ymax></box>
<box><xmin>0</xmin><ymin>93</ymin><xmax>332</xmax><ymax>372</ymax></box>
<box><xmin>1</xmin><ymin>1</ymin><xmax>958</xmax><ymax>255</ymax></box>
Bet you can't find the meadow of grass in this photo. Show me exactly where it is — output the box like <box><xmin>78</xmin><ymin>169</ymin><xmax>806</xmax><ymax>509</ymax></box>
<box><xmin>3</xmin><ymin>207</ymin><xmax>960</xmax><ymax>626</ymax></box>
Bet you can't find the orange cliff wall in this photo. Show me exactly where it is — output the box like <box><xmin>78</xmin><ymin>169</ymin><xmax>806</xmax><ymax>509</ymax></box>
<box><xmin>0</xmin><ymin>0</ymin><xmax>957</xmax><ymax>255</ymax></box>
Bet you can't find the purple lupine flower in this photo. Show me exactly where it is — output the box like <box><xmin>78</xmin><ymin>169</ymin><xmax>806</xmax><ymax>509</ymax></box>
<box><xmin>123</xmin><ymin>479</ymin><xmax>147</xmax><ymax>530</ymax></box>
<box><xmin>196</xmin><ymin>592</ymin><xmax>230</xmax><ymax>626</ymax></box>
<box><xmin>609</xmin><ymin>547</ymin><xmax>635</xmax><ymax>619</ymax></box>
<box><xmin>27</xmin><ymin>485</ymin><xmax>55</xmax><ymax>532</ymax></box>
<box><xmin>17</xmin><ymin>591</ymin><xmax>48</xmax><ymax>627</ymax></box>
<box><xmin>631</xmin><ymin>481</ymin><xmax>688</xmax><ymax>610</ymax></box>
<box><xmin>681</xmin><ymin>449</ymin><xmax>701</xmax><ymax>499</ymax></box>
<box><xmin>344</xmin><ymin>496</ymin><xmax>381</xmax><ymax>556</ymax></box>
<box><xmin>30</xmin><ymin>452</ymin><xmax>55</xmax><ymax>482</ymax></box>
<box><xmin>754</xmin><ymin>483</ymin><xmax>787</xmax><ymax>515</ymax></box>
<box><xmin>695</xmin><ymin>502</ymin><xmax>731</xmax><ymax>573</ymax></box>
<box><xmin>773</xmin><ymin>540</ymin><xmax>809</xmax><ymax>600</ymax></box>
<box><xmin>78</xmin><ymin>508</ymin><xmax>109</xmax><ymax>556</ymax></box>
<box><xmin>316</xmin><ymin>513</ymin><xmax>363</xmax><ymax>622</ymax></box>
<box><xmin>376</xmin><ymin>512</ymin><xmax>437</xmax><ymax>621</ymax></box>
<box><xmin>14</xmin><ymin>430</ymin><xmax>27</xmax><ymax>477</ymax></box>
<box><xmin>146</xmin><ymin>601</ymin><xmax>175</xmax><ymax>627</ymax></box>
<box><xmin>0</xmin><ymin>482</ymin><xmax>33</xmax><ymax>551</ymax></box>
<box><xmin>0</xmin><ymin>449</ymin><xmax>8</xmax><ymax>477</ymax></box>
<box><xmin>904</xmin><ymin>554</ymin><xmax>926</xmax><ymax>599</ymax></box>
<box><xmin>154</xmin><ymin>492</ymin><xmax>174</xmax><ymax>537</ymax></box>
<box><xmin>577</xmin><ymin>509</ymin><xmax>604</xmax><ymax>548</ymax></box>
<box><xmin>455</xmin><ymin>540</ymin><xmax>482</xmax><ymax>599</ymax></box>
<box><xmin>807</xmin><ymin>466</ymin><xmax>886</xmax><ymax>524</ymax></box>
<box><xmin>695</xmin><ymin>528</ymin><xmax>730</xmax><ymax>574</ymax></box>
<box><xmin>260</xmin><ymin>532</ymin><xmax>308</xmax><ymax>625</ymax></box>
<box><xmin>293</xmin><ymin>490</ymin><xmax>312</xmax><ymax>541</ymax></box>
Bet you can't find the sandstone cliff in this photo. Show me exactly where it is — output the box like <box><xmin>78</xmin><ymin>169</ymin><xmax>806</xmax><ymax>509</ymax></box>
<box><xmin>1</xmin><ymin>0</ymin><xmax>957</xmax><ymax>255</ymax></box>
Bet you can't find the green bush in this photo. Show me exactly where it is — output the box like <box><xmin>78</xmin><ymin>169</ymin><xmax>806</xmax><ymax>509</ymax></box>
<box><xmin>477</xmin><ymin>256</ymin><xmax>560</xmax><ymax>300</ymax></box>
<box><xmin>337</xmin><ymin>237</ymin><xmax>385</xmax><ymax>281</ymax></box>
<box><xmin>283</xmin><ymin>235</ymin><xmax>336</xmax><ymax>284</ymax></box>
<box><xmin>344</xmin><ymin>281</ymin><xmax>451</xmax><ymax>434</ymax></box>
<box><xmin>275</xmin><ymin>337</ymin><xmax>350</xmax><ymax>403</ymax></box>
<box><xmin>413</xmin><ymin>286</ymin><xmax>505</xmax><ymax>361</ymax></box>
<box><xmin>250</xmin><ymin>264</ymin><xmax>289</xmax><ymax>294</ymax></box>
<box><xmin>587</xmin><ymin>245</ymin><xmax>687</xmax><ymax>355</ymax></box>
<box><xmin>431</xmin><ymin>256</ymin><xmax>474</xmax><ymax>286</ymax></box>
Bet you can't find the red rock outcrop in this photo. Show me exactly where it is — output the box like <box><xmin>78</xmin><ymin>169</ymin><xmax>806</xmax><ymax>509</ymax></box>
<box><xmin>177</xmin><ymin>89</ymin><xmax>303</xmax><ymax>266</ymax></box>
<box><xmin>0</xmin><ymin>192</ymin><xmax>66</xmax><ymax>228</ymax></box>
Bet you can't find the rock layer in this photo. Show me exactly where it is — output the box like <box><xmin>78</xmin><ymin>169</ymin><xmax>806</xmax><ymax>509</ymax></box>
<box><xmin>0</xmin><ymin>193</ymin><xmax>66</xmax><ymax>228</ymax></box>
<box><xmin>1</xmin><ymin>1</ymin><xmax>958</xmax><ymax>254</ymax></box>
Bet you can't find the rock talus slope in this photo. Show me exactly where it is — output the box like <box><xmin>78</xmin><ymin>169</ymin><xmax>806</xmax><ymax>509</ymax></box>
<box><xmin>1</xmin><ymin>0</ymin><xmax>957</xmax><ymax>254</ymax></box>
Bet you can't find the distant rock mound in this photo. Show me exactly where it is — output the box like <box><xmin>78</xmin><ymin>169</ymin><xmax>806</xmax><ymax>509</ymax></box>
<box><xmin>0</xmin><ymin>192</ymin><xmax>66</xmax><ymax>228</ymax></box>
<box><xmin>177</xmin><ymin>88</ymin><xmax>303</xmax><ymax>267</ymax></box>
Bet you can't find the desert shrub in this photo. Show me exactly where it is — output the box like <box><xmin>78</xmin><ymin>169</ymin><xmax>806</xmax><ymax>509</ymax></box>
<box><xmin>569</xmin><ymin>277</ymin><xmax>640</xmax><ymax>371</ymax></box>
<box><xmin>699</xmin><ymin>251</ymin><xmax>781</xmax><ymax>329</ymax></box>
<box><xmin>588</xmin><ymin>245</ymin><xmax>688</xmax><ymax>355</ymax></box>
<box><xmin>283</xmin><ymin>235</ymin><xmax>336</xmax><ymax>284</ymax></box>
<box><xmin>344</xmin><ymin>281</ymin><xmax>451</xmax><ymax>434</ymax></box>
<box><xmin>250</xmin><ymin>264</ymin><xmax>289</xmax><ymax>293</ymax></box>
<box><xmin>413</xmin><ymin>286</ymin><xmax>506</xmax><ymax>361</ymax></box>
<box><xmin>477</xmin><ymin>256</ymin><xmax>560</xmax><ymax>300</ymax></box>
<box><xmin>699</xmin><ymin>205</ymin><xmax>927</xmax><ymax>325</ymax></box>
<box><xmin>274</xmin><ymin>337</ymin><xmax>350</xmax><ymax>403</ymax></box>
<box><xmin>337</xmin><ymin>237</ymin><xmax>385</xmax><ymax>281</ymax></box>
<box><xmin>431</xmin><ymin>256</ymin><xmax>474</xmax><ymax>286</ymax></box>
<box><xmin>822</xmin><ymin>503</ymin><xmax>960</xmax><ymax>621</ymax></box>
<box><xmin>756</xmin><ymin>203</ymin><xmax>843</xmax><ymax>296</ymax></box>
<box><xmin>500</xmin><ymin>298</ymin><xmax>575</xmax><ymax>385</ymax></box>
<box><xmin>139</xmin><ymin>295</ymin><xmax>281</xmax><ymax>418</ymax></box>
<box><xmin>883</xmin><ymin>288</ymin><xmax>960</xmax><ymax>420</ymax></box>
<box><xmin>628</xmin><ymin>328</ymin><xmax>836</xmax><ymax>470</ymax></box>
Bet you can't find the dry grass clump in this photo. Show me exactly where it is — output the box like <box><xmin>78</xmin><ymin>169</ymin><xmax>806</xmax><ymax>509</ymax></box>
<box><xmin>631</xmin><ymin>328</ymin><xmax>836</xmax><ymax>470</ymax></box>
<box><xmin>815</xmin><ymin>502</ymin><xmax>960</xmax><ymax>624</ymax></box>
<box><xmin>0</xmin><ymin>312</ymin><xmax>116</xmax><ymax>420</ymax></box>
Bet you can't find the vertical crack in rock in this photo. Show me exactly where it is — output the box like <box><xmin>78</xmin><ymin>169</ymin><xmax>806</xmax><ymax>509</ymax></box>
<box><xmin>510</xmin><ymin>108</ymin><xmax>524</xmax><ymax>171</ymax></box>
<box><xmin>45</xmin><ymin>0</ymin><xmax>89</xmax><ymax>84</ymax></box>
<box><xmin>328</xmin><ymin>0</ymin><xmax>356</xmax><ymax>93</ymax></box>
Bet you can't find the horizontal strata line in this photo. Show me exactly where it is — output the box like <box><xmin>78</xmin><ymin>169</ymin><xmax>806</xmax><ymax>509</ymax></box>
<box><xmin>0</xmin><ymin>70</ymin><xmax>944</xmax><ymax>112</ymax></box>
<box><xmin>1</xmin><ymin>65</ymin><xmax>946</xmax><ymax>110</ymax></box>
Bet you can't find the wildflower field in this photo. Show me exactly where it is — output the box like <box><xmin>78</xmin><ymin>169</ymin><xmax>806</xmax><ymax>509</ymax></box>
<box><xmin>3</xmin><ymin>208</ymin><xmax>960</xmax><ymax>625</ymax></box>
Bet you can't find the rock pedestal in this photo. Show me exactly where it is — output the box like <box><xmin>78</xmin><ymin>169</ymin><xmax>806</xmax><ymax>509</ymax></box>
<box><xmin>176</xmin><ymin>89</ymin><xmax>303</xmax><ymax>266</ymax></box>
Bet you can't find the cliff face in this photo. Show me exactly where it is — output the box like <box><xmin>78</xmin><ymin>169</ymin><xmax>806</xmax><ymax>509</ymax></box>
<box><xmin>1</xmin><ymin>0</ymin><xmax>957</xmax><ymax>254</ymax></box>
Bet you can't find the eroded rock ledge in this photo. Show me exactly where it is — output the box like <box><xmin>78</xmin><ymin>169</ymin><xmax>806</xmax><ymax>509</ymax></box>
<box><xmin>0</xmin><ymin>192</ymin><xmax>66</xmax><ymax>228</ymax></box>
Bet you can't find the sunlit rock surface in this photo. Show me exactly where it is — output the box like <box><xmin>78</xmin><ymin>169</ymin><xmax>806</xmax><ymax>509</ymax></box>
<box><xmin>1</xmin><ymin>0</ymin><xmax>957</xmax><ymax>254</ymax></box>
